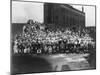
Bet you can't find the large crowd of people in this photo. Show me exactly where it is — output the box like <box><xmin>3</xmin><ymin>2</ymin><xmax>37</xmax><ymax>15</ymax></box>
<box><xmin>13</xmin><ymin>20</ymin><xmax>95</xmax><ymax>55</ymax></box>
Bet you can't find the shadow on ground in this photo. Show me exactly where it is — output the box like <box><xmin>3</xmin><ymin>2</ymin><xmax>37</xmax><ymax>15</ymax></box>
<box><xmin>11</xmin><ymin>54</ymin><xmax>52</xmax><ymax>74</ymax></box>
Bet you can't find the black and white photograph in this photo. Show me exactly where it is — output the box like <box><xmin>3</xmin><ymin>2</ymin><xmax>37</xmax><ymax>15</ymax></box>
<box><xmin>11</xmin><ymin>0</ymin><xmax>96</xmax><ymax>75</ymax></box>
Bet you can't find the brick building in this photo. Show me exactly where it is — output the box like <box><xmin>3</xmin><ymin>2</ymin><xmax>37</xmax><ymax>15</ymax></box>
<box><xmin>44</xmin><ymin>3</ymin><xmax>85</xmax><ymax>29</ymax></box>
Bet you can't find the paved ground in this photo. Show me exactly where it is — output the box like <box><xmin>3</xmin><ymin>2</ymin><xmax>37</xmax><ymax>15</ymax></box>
<box><xmin>11</xmin><ymin>53</ymin><xmax>94</xmax><ymax>74</ymax></box>
<box><xmin>37</xmin><ymin>54</ymin><xmax>90</xmax><ymax>71</ymax></box>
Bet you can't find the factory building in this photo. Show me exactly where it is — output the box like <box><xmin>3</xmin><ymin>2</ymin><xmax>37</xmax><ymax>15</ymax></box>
<box><xmin>44</xmin><ymin>3</ymin><xmax>85</xmax><ymax>29</ymax></box>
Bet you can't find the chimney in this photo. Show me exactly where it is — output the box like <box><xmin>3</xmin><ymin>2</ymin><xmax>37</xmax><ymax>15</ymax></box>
<box><xmin>82</xmin><ymin>6</ymin><xmax>84</xmax><ymax>12</ymax></box>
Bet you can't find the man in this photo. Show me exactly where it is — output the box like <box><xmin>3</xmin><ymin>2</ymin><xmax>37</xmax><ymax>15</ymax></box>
<box><xmin>59</xmin><ymin>41</ymin><xmax>65</xmax><ymax>53</ymax></box>
<box><xmin>48</xmin><ymin>45</ymin><xmax>52</xmax><ymax>55</ymax></box>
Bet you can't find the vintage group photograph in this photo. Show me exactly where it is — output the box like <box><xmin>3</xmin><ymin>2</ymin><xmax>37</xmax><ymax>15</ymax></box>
<box><xmin>11</xmin><ymin>0</ymin><xmax>96</xmax><ymax>75</ymax></box>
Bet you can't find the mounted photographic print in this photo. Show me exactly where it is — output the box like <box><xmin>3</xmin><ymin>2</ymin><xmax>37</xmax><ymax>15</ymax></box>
<box><xmin>11</xmin><ymin>0</ymin><xmax>96</xmax><ymax>75</ymax></box>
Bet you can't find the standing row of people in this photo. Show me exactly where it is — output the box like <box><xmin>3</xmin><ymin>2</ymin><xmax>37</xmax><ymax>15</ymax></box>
<box><xmin>13</xmin><ymin>38</ymin><xmax>90</xmax><ymax>54</ymax></box>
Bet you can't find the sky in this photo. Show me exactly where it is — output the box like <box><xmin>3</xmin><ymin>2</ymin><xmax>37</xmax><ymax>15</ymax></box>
<box><xmin>72</xmin><ymin>5</ymin><xmax>96</xmax><ymax>27</ymax></box>
<box><xmin>12</xmin><ymin>1</ymin><xmax>96</xmax><ymax>27</ymax></box>
<box><xmin>12</xmin><ymin>1</ymin><xmax>44</xmax><ymax>23</ymax></box>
